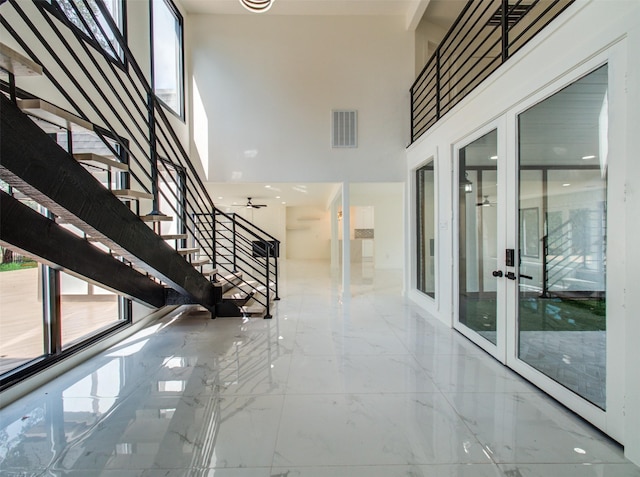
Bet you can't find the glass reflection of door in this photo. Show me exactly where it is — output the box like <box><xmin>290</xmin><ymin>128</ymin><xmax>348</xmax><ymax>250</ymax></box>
<box><xmin>515</xmin><ymin>65</ymin><xmax>608</xmax><ymax>410</ymax></box>
<box><xmin>456</xmin><ymin>129</ymin><xmax>503</xmax><ymax>354</ymax></box>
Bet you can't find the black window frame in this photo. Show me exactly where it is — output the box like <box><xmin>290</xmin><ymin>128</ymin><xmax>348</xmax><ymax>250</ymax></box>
<box><xmin>38</xmin><ymin>0</ymin><xmax>128</xmax><ymax>70</ymax></box>
<box><xmin>150</xmin><ymin>0</ymin><xmax>185</xmax><ymax>120</ymax></box>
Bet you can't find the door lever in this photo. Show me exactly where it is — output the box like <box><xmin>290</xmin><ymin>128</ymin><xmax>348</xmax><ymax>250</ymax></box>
<box><xmin>520</xmin><ymin>274</ymin><xmax>533</xmax><ymax>280</ymax></box>
<box><xmin>505</xmin><ymin>271</ymin><xmax>517</xmax><ymax>280</ymax></box>
<box><xmin>492</xmin><ymin>270</ymin><xmax>503</xmax><ymax>278</ymax></box>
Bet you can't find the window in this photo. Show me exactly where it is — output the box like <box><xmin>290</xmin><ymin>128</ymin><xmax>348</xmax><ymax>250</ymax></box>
<box><xmin>44</xmin><ymin>0</ymin><xmax>125</xmax><ymax>62</ymax></box>
<box><xmin>416</xmin><ymin>162</ymin><xmax>436</xmax><ymax>298</ymax></box>
<box><xmin>151</xmin><ymin>0</ymin><xmax>184</xmax><ymax>117</ymax></box>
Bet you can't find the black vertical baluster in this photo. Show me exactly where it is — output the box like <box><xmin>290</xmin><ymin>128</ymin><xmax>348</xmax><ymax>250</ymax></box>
<box><xmin>264</xmin><ymin>241</ymin><xmax>271</xmax><ymax>319</ymax></box>
<box><xmin>436</xmin><ymin>48</ymin><xmax>441</xmax><ymax>121</ymax></box>
<box><xmin>8</xmin><ymin>72</ymin><xmax>17</xmax><ymax>103</ymax></box>
<box><xmin>148</xmin><ymin>93</ymin><xmax>160</xmax><ymax>215</ymax></box>
<box><xmin>232</xmin><ymin>214</ymin><xmax>237</xmax><ymax>273</ymax></box>
<box><xmin>501</xmin><ymin>0</ymin><xmax>509</xmax><ymax>63</ymax></box>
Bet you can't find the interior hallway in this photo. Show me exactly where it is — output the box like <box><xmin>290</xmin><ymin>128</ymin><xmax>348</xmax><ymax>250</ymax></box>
<box><xmin>1</xmin><ymin>260</ymin><xmax>639</xmax><ymax>476</ymax></box>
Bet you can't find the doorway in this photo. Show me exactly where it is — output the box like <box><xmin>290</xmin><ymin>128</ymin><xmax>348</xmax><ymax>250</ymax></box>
<box><xmin>454</xmin><ymin>65</ymin><xmax>609</xmax><ymax>413</ymax></box>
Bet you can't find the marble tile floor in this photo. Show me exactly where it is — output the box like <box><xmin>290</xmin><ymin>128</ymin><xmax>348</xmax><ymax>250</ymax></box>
<box><xmin>0</xmin><ymin>260</ymin><xmax>639</xmax><ymax>477</ymax></box>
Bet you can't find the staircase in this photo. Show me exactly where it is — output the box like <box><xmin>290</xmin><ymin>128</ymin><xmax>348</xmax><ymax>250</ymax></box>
<box><xmin>0</xmin><ymin>0</ymin><xmax>279</xmax><ymax>319</ymax></box>
<box><xmin>541</xmin><ymin>209</ymin><xmax>606</xmax><ymax>298</ymax></box>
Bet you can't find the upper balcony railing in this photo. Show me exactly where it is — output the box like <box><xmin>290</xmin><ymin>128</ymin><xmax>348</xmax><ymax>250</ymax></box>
<box><xmin>410</xmin><ymin>0</ymin><xmax>575</xmax><ymax>144</ymax></box>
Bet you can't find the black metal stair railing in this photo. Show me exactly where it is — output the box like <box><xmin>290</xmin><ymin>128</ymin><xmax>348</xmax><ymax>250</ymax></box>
<box><xmin>0</xmin><ymin>0</ymin><xmax>279</xmax><ymax>316</ymax></box>
<box><xmin>213</xmin><ymin>211</ymin><xmax>280</xmax><ymax>318</ymax></box>
<box><xmin>540</xmin><ymin>210</ymin><xmax>605</xmax><ymax>298</ymax></box>
<box><xmin>410</xmin><ymin>0</ymin><xmax>575</xmax><ymax>144</ymax></box>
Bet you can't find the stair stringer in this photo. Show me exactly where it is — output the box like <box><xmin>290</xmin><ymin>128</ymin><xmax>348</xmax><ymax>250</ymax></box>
<box><xmin>0</xmin><ymin>95</ymin><xmax>218</xmax><ymax>311</ymax></box>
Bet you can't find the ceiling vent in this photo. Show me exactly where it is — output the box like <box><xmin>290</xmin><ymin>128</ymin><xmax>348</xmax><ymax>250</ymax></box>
<box><xmin>332</xmin><ymin>110</ymin><xmax>358</xmax><ymax>148</ymax></box>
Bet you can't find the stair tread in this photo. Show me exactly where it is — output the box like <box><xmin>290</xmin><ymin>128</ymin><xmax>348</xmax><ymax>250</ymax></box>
<box><xmin>112</xmin><ymin>189</ymin><xmax>154</xmax><ymax>200</ymax></box>
<box><xmin>140</xmin><ymin>214</ymin><xmax>173</xmax><ymax>222</ymax></box>
<box><xmin>0</xmin><ymin>43</ymin><xmax>43</xmax><ymax>76</ymax></box>
<box><xmin>191</xmin><ymin>257</ymin><xmax>211</xmax><ymax>266</ymax></box>
<box><xmin>223</xmin><ymin>289</ymin><xmax>252</xmax><ymax>300</ymax></box>
<box><xmin>74</xmin><ymin>152</ymin><xmax>128</xmax><ymax>171</ymax></box>
<box><xmin>177</xmin><ymin>247</ymin><xmax>199</xmax><ymax>255</ymax></box>
<box><xmin>201</xmin><ymin>268</ymin><xmax>218</xmax><ymax>276</ymax></box>
<box><xmin>240</xmin><ymin>303</ymin><xmax>267</xmax><ymax>315</ymax></box>
<box><xmin>161</xmin><ymin>234</ymin><xmax>188</xmax><ymax>240</ymax></box>
<box><xmin>17</xmin><ymin>98</ymin><xmax>93</xmax><ymax>132</ymax></box>
<box><xmin>217</xmin><ymin>272</ymin><xmax>243</xmax><ymax>293</ymax></box>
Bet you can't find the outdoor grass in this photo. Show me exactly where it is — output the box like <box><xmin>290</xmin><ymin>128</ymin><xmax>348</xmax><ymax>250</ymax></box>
<box><xmin>0</xmin><ymin>261</ymin><xmax>38</xmax><ymax>272</ymax></box>
<box><xmin>461</xmin><ymin>295</ymin><xmax>606</xmax><ymax>332</ymax></box>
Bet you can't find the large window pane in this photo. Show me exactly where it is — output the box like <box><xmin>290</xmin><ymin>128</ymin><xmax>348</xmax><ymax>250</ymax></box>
<box><xmin>47</xmin><ymin>0</ymin><xmax>124</xmax><ymax>61</ymax></box>
<box><xmin>152</xmin><ymin>0</ymin><xmax>184</xmax><ymax>116</ymax></box>
<box><xmin>0</xmin><ymin>247</ymin><xmax>44</xmax><ymax>375</ymax></box>
<box><xmin>416</xmin><ymin>163</ymin><xmax>436</xmax><ymax>298</ymax></box>
<box><xmin>60</xmin><ymin>272</ymin><xmax>122</xmax><ymax>349</ymax></box>
<box><xmin>518</xmin><ymin>65</ymin><xmax>608</xmax><ymax>408</ymax></box>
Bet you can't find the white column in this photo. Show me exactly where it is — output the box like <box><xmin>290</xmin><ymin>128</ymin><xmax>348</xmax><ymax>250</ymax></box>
<box><xmin>341</xmin><ymin>183</ymin><xmax>351</xmax><ymax>296</ymax></box>
<box><xmin>330</xmin><ymin>197</ymin><xmax>339</xmax><ymax>270</ymax></box>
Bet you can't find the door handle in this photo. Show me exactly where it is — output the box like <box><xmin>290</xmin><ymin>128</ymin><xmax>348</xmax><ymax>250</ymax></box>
<box><xmin>506</xmin><ymin>271</ymin><xmax>517</xmax><ymax>280</ymax></box>
<box><xmin>520</xmin><ymin>274</ymin><xmax>533</xmax><ymax>280</ymax></box>
<box><xmin>492</xmin><ymin>270</ymin><xmax>503</xmax><ymax>277</ymax></box>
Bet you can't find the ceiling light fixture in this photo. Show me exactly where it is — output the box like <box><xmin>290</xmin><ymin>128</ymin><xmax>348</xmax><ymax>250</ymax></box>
<box><xmin>490</xmin><ymin>155</ymin><xmax>498</xmax><ymax>160</ymax></box>
<box><xmin>239</xmin><ymin>0</ymin><xmax>273</xmax><ymax>13</ymax></box>
<box><xmin>582</xmin><ymin>155</ymin><xmax>596</xmax><ymax>160</ymax></box>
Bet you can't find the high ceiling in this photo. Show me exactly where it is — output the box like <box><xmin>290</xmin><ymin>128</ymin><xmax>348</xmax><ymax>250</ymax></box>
<box><xmin>183</xmin><ymin>0</ymin><xmax>467</xmax><ymax>207</ymax></box>
<box><xmin>208</xmin><ymin>182</ymin><xmax>340</xmax><ymax>211</ymax></box>
<box><xmin>180</xmin><ymin>0</ymin><xmax>466</xmax><ymax>30</ymax></box>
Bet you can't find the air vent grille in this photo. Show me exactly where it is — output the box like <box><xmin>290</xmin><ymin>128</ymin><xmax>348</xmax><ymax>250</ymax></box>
<box><xmin>332</xmin><ymin>110</ymin><xmax>357</xmax><ymax>148</ymax></box>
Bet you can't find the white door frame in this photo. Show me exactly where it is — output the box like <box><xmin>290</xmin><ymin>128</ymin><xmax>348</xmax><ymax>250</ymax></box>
<box><xmin>452</xmin><ymin>117</ymin><xmax>508</xmax><ymax>363</ymax></box>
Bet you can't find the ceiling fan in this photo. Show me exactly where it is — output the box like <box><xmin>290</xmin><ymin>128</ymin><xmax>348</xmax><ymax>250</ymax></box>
<box><xmin>234</xmin><ymin>197</ymin><xmax>267</xmax><ymax>209</ymax></box>
<box><xmin>476</xmin><ymin>195</ymin><xmax>497</xmax><ymax>207</ymax></box>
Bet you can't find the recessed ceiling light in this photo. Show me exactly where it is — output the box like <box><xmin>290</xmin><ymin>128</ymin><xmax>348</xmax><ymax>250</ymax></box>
<box><xmin>490</xmin><ymin>155</ymin><xmax>498</xmax><ymax>160</ymax></box>
<box><xmin>265</xmin><ymin>185</ymin><xmax>271</xmax><ymax>188</ymax></box>
<box><xmin>217</xmin><ymin>196</ymin><xmax>223</xmax><ymax>200</ymax></box>
<box><xmin>582</xmin><ymin>155</ymin><xmax>596</xmax><ymax>160</ymax></box>
<box><xmin>275</xmin><ymin>196</ymin><xmax>280</xmax><ymax>199</ymax></box>
<box><xmin>282</xmin><ymin>201</ymin><xmax>286</xmax><ymax>205</ymax></box>
<box><xmin>562</xmin><ymin>183</ymin><xmax>571</xmax><ymax>187</ymax></box>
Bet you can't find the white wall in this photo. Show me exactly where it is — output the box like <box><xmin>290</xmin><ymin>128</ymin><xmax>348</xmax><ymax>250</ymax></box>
<box><xmin>350</xmin><ymin>183</ymin><xmax>404</xmax><ymax>269</ymax></box>
<box><xmin>414</xmin><ymin>18</ymin><xmax>447</xmax><ymax>76</ymax></box>
<box><xmin>212</xmin><ymin>196</ymin><xmax>288</xmax><ymax>258</ymax></box>
<box><xmin>405</xmin><ymin>0</ymin><xmax>640</xmax><ymax>464</ymax></box>
<box><xmin>286</xmin><ymin>206</ymin><xmax>331</xmax><ymax>260</ymax></box>
<box><xmin>188</xmin><ymin>14</ymin><xmax>413</xmax><ymax>184</ymax></box>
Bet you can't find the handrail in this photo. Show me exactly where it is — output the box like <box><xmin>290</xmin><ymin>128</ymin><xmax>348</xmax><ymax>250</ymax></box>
<box><xmin>410</xmin><ymin>0</ymin><xmax>575</xmax><ymax>144</ymax></box>
<box><xmin>0</xmin><ymin>0</ymin><xmax>279</xmax><ymax>316</ymax></box>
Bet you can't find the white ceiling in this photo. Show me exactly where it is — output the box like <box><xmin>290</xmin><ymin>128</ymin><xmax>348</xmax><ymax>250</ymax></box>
<box><xmin>182</xmin><ymin>0</ymin><xmax>410</xmax><ymax>16</ymax></box>
<box><xmin>180</xmin><ymin>0</ymin><xmax>466</xmax><ymax>29</ymax></box>
<box><xmin>207</xmin><ymin>182</ymin><xmax>340</xmax><ymax>210</ymax></box>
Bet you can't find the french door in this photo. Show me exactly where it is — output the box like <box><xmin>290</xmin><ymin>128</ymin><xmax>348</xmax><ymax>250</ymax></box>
<box><xmin>455</xmin><ymin>64</ymin><xmax>609</xmax><ymax>421</ymax></box>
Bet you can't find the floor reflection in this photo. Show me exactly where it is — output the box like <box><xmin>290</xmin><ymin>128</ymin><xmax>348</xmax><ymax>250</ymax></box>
<box><xmin>0</xmin><ymin>261</ymin><xmax>637</xmax><ymax>477</ymax></box>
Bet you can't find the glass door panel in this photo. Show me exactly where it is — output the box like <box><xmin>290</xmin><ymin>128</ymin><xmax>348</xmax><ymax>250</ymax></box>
<box><xmin>458</xmin><ymin>130</ymin><xmax>499</xmax><ymax>345</ymax></box>
<box><xmin>517</xmin><ymin>65</ymin><xmax>608</xmax><ymax>408</ymax></box>
<box><xmin>416</xmin><ymin>163</ymin><xmax>436</xmax><ymax>298</ymax></box>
